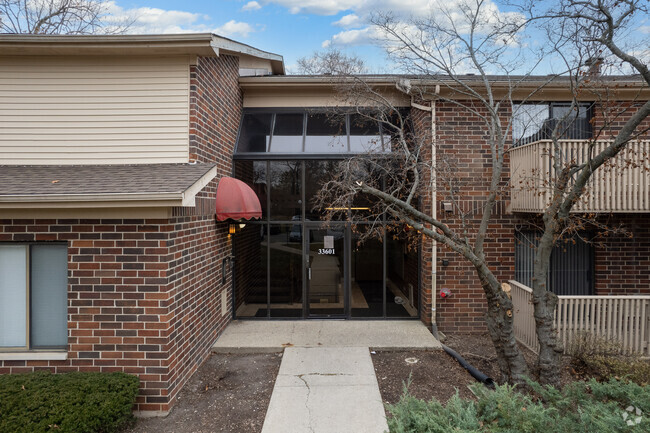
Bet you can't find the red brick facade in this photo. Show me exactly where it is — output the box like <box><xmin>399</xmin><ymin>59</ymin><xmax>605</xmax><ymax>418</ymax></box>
<box><xmin>414</xmin><ymin>98</ymin><xmax>649</xmax><ymax>334</ymax></box>
<box><xmin>594</xmin><ymin>215</ymin><xmax>650</xmax><ymax>295</ymax></box>
<box><xmin>0</xmin><ymin>54</ymin><xmax>242</xmax><ymax>413</ymax></box>
<box><xmin>413</xmin><ymin>101</ymin><xmax>515</xmax><ymax>334</ymax></box>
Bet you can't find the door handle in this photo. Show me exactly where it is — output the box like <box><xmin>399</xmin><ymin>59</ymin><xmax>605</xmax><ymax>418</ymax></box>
<box><xmin>308</xmin><ymin>268</ymin><xmax>312</xmax><ymax>280</ymax></box>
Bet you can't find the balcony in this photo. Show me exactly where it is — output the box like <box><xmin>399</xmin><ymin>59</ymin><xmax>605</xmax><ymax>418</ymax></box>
<box><xmin>510</xmin><ymin>139</ymin><xmax>650</xmax><ymax>213</ymax></box>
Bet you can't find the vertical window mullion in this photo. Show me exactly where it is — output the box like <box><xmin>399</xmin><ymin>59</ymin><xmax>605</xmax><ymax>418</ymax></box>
<box><xmin>301</xmin><ymin>113</ymin><xmax>307</xmax><ymax>153</ymax></box>
<box><xmin>27</xmin><ymin>246</ymin><xmax>31</xmax><ymax>350</ymax></box>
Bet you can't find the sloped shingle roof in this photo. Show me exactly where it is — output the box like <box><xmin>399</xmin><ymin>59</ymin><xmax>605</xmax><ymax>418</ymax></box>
<box><xmin>0</xmin><ymin>163</ymin><xmax>215</xmax><ymax>197</ymax></box>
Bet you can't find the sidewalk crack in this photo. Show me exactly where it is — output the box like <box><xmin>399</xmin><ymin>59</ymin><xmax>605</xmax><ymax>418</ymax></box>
<box><xmin>296</xmin><ymin>374</ymin><xmax>315</xmax><ymax>433</ymax></box>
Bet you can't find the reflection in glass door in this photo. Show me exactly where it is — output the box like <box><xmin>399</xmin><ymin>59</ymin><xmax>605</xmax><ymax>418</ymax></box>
<box><xmin>306</xmin><ymin>226</ymin><xmax>346</xmax><ymax>317</ymax></box>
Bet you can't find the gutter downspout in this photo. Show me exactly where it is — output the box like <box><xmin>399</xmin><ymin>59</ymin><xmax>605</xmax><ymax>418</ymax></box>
<box><xmin>408</xmin><ymin>84</ymin><xmax>440</xmax><ymax>339</ymax></box>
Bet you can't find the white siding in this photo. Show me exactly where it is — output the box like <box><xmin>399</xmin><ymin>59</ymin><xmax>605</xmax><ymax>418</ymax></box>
<box><xmin>0</xmin><ymin>56</ymin><xmax>191</xmax><ymax>165</ymax></box>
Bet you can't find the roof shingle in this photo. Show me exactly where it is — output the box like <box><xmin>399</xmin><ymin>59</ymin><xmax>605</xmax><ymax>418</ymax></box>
<box><xmin>0</xmin><ymin>163</ymin><xmax>216</xmax><ymax>197</ymax></box>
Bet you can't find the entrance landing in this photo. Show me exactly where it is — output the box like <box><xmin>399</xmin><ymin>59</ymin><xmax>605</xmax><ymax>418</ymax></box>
<box><xmin>212</xmin><ymin>320</ymin><xmax>441</xmax><ymax>353</ymax></box>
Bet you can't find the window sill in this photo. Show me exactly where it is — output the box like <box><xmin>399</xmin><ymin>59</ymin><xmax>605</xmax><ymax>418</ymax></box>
<box><xmin>0</xmin><ymin>351</ymin><xmax>67</xmax><ymax>361</ymax></box>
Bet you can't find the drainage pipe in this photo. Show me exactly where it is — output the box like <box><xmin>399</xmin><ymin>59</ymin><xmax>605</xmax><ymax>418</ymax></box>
<box><xmin>407</xmin><ymin>84</ymin><xmax>440</xmax><ymax>340</ymax></box>
<box><xmin>442</xmin><ymin>344</ymin><xmax>495</xmax><ymax>388</ymax></box>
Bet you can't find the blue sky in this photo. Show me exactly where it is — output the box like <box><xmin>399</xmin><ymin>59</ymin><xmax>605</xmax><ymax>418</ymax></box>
<box><xmin>108</xmin><ymin>0</ymin><xmax>649</xmax><ymax>74</ymax></box>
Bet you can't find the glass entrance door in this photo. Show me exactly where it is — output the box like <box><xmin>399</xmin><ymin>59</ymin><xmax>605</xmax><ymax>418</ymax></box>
<box><xmin>305</xmin><ymin>225</ymin><xmax>347</xmax><ymax>317</ymax></box>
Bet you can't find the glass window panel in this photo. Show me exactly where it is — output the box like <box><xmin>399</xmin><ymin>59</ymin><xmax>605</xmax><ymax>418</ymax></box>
<box><xmin>551</xmin><ymin>103</ymin><xmax>592</xmax><ymax>140</ymax></box>
<box><xmin>0</xmin><ymin>245</ymin><xmax>27</xmax><ymax>348</ymax></box>
<box><xmin>379</xmin><ymin>110</ymin><xmax>409</xmax><ymax>152</ymax></box>
<box><xmin>31</xmin><ymin>245</ymin><xmax>68</xmax><ymax>348</ymax></box>
<box><xmin>270</xmin><ymin>113</ymin><xmax>304</xmax><ymax>153</ymax></box>
<box><xmin>305</xmin><ymin>160</ymin><xmax>340</xmax><ymax>221</ymax></box>
<box><xmin>233</xmin><ymin>224</ymin><xmax>268</xmax><ymax>317</ymax></box>
<box><xmin>349</xmin><ymin>114</ymin><xmax>383</xmax><ymax>153</ymax></box>
<box><xmin>387</xmin><ymin>230</ymin><xmax>418</xmax><ymax>317</ymax></box>
<box><xmin>269</xmin><ymin>224</ymin><xmax>304</xmax><ymax>318</ymax></box>
<box><xmin>269</xmin><ymin>161</ymin><xmax>302</xmax><ymax>221</ymax></box>
<box><xmin>512</xmin><ymin>104</ymin><xmax>549</xmax><ymax>146</ymax></box>
<box><xmin>236</xmin><ymin>113</ymin><xmax>272</xmax><ymax>153</ymax></box>
<box><xmin>307</xmin><ymin>225</ymin><xmax>345</xmax><ymax>316</ymax></box>
<box><xmin>305</xmin><ymin>113</ymin><xmax>347</xmax><ymax>153</ymax></box>
<box><xmin>235</xmin><ymin>161</ymin><xmax>268</xmax><ymax>220</ymax></box>
<box><xmin>351</xmin><ymin>227</ymin><xmax>384</xmax><ymax>318</ymax></box>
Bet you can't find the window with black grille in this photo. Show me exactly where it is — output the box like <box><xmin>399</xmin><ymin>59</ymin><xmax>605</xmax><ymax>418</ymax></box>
<box><xmin>515</xmin><ymin>231</ymin><xmax>594</xmax><ymax>296</ymax></box>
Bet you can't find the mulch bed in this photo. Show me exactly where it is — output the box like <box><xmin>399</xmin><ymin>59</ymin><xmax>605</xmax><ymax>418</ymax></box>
<box><xmin>125</xmin><ymin>352</ymin><xmax>282</xmax><ymax>433</ymax></box>
<box><xmin>372</xmin><ymin>333</ymin><xmax>576</xmax><ymax>405</ymax></box>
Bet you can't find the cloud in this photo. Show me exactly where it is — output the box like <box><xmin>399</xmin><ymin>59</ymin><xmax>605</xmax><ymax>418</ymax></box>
<box><xmin>242</xmin><ymin>1</ymin><xmax>262</xmax><ymax>12</ymax></box>
<box><xmin>102</xmin><ymin>1</ymin><xmax>258</xmax><ymax>38</ymax></box>
<box><xmin>333</xmin><ymin>14</ymin><xmax>360</xmax><ymax>27</ymax></box>
<box><xmin>261</xmin><ymin>0</ymin><xmax>360</xmax><ymax>15</ymax></box>
<box><xmin>639</xmin><ymin>25</ymin><xmax>650</xmax><ymax>34</ymax></box>
<box><xmin>319</xmin><ymin>0</ymin><xmax>525</xmax><ymax>50</ymax></box>
<box><xmin>214</xmin><ymin>20</ymin><xmax>256</xmax><ymax>37</ymax></box>
<box><xmin>326</xmin><ymin>27</ymin><xmax>380</xmax><ymax>47</ymax></box>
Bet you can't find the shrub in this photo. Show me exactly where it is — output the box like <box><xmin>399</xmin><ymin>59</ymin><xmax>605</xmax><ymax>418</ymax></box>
<box><xmin>387</xmin><ymin>378</ymin><xmax>650</xmax><ymax>432</ymax></box>
<box><xmin>0</xmin><ymin>371</ymin><xmax>140</xmax><ymax>433</ymax></box>
<box><xmin>567</xmin><ymin>332</ymin><xmax>650</xmax><ymax>385</ymax></box>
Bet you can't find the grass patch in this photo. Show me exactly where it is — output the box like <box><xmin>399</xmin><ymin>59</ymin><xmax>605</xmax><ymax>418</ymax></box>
<box><xmin>0</xmin><ymin>371</ymin><xmax>139</xmax><ymax>433</ymax></box>
<box><xmin>567</xmin><ymin>332</ymin><xmax>650</xmax><ymax>385</ymax></box>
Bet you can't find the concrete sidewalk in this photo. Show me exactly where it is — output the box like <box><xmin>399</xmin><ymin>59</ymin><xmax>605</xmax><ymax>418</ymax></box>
<box><xmin>212</xmin><ymin>320</ymin><xmax>441</xmax><ymax>353</ymax></box>
<box><xmin>261</xmin><ymin>347</ymin><xmax>389</xmax><ymax>433</ymax></box>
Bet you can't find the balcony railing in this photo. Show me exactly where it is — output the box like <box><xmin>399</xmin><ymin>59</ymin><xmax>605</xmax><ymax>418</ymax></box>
<box><xmin>510</xmin><ymin>139</ymin><xmax>650</xmax><ymax>213</ymax></box>
<box><xmin>510</xmin><ymin>280</ymin><xmax>650</xmax><ymax>356</ymax></box>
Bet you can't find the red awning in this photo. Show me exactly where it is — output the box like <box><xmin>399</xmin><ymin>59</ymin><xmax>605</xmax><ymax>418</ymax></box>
<box><xmin>215</xmin><ymin>177</ymin><xmax>262</xmax><ymax>222</ymax></box>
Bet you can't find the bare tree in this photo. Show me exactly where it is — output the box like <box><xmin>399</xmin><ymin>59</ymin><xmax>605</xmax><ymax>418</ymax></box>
<box><xmin>0</xmin><ymin>0</ymin><xmax>131</xmax><ymax>34</ymax></box>
<box><xmin>523</xmin><ymin>0</ymin><xmax>650</xmax><ymax>386</ymax></box>
<box><xmin>315</xmin><ymin>0</ymin><xmax>649</xmax><ymax>386</ymax></box>
<box><xmin>296</xmin><ymin>47</ymin><xmax>367</xmax><ymax>75</ymax></box>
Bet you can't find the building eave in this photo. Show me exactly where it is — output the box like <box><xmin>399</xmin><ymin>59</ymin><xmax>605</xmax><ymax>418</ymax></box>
<box><xmin>0</xmin><ymin>33</ymin><xmax>285</xmax><ymax>73</ymax></box>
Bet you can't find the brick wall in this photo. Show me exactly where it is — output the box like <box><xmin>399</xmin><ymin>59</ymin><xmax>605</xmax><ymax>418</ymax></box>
<box><xmin>0</xmin><ymin>54</ymin><xmax>244</xmax><ymax>414</ymax></box>
<box><xmin>416</xmin><ymin>97</ymin><xmax>649</xmax><ymax>334</ymax></box>
<box><xmin>594</xmin><ymin>214</ymin><xmax>650</xmax><ymax>295</ymax></box>
<box><xmin>0</xmin><ymin>219</ymin><xmax>175</xmax><ymax>412</ymax></box>
<box><xmin>164</xmin><ymin>54</ymin><xmax>242</xmax><ymax>409</ymax></box>
<box><xmin>414</xmin><ymin>101</ymin><xmax>516</xmax><ymax>334</ymax></box>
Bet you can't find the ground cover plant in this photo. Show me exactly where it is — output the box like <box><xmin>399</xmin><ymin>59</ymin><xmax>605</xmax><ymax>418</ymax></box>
<box><xmin>0</xmin><ymin>371</ymin><xmax>139</xmax><ymax>433</ymax></box>
<box><xmin>387</xmin><ymin>378</ymin><xmax>649</xmax><ymax>432</ymax></box>
<box><xmin>567</xmin><ymin>332</ymin><xmax>650</xmax><ymax>386</ymax></box>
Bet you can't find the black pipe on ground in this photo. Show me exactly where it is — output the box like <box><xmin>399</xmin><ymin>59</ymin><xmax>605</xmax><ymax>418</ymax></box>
<box><xmin>442</xmin><ymin>344</ymin><xmax>495</xmax><ymax>389</ymax></box>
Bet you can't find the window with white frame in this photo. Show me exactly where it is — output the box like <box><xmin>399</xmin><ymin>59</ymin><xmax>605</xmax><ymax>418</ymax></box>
<box><xmin>0</xmin><ymin>244</ymin><xmax>68</xmax><ymax>350</ymax></box>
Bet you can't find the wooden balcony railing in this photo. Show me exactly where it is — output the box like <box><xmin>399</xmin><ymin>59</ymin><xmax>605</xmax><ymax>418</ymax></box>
<box><xmin>510</xmin><ymin>280</ymin><xmax>650</xmax><ymax>356</ymax></box>
<box><xmin>510</xmin><ymin>139</ymin><xmax>650</xmax><ymax>213</ymax></box>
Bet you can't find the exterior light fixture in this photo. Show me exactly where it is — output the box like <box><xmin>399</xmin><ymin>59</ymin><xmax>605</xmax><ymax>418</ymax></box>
<box><xmin>239</xmin><ymin>223</ymin><xmax>246</xmax><ymax>229</ymax></box>
<box><xmin>229</xmin><ymin>224</ymin><xmax>237</xmax><ymax>235</ymax></box>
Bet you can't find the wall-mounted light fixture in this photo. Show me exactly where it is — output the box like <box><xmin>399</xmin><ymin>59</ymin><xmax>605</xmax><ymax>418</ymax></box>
<box><xmin>441</xmin><ymin>201</ymin><xmax>453</xmax><ymax>213</ymax></box>
<box><xmin>229</xmin><ymin>224</ymin><xmax>237</xmax><ymax>235</ymax></box>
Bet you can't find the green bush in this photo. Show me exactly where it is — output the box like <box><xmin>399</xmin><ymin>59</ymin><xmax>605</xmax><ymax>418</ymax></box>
<box><xmin>0</xmin><ymin>371</ymin><xmax>140</xmax><ymax>433</ymax></box>
<box><xmin>387</xmin><ymin>378</ymin><xmax>650</xmax><ymax>432</ymax></box>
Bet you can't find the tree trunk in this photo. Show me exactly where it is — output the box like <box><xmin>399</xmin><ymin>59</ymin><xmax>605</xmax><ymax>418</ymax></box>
<box><xmin>532</xmin><ymin>229</ymin><xmax>564</xmax><ymax>387</ymax></box>
<box><xmin>481</xmin><ymin>280</ymin><xmax>530</xmax><ymax>384</ymax></box>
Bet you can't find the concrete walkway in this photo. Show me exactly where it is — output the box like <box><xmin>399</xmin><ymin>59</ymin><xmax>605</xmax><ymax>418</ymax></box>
<box><xmin>261</xmin><ymin>346</ymin><xmax>389</xmax><ymax>433</ymax></box>
<box><xmin>212</xmin><ymin>320</ymin><xmax>441</xmax><ymax>353</ymax></box>
<box><xmin>213</xmin><ymin>320</ymin><xmax>440</xmax><ymax>433</ymax></box>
